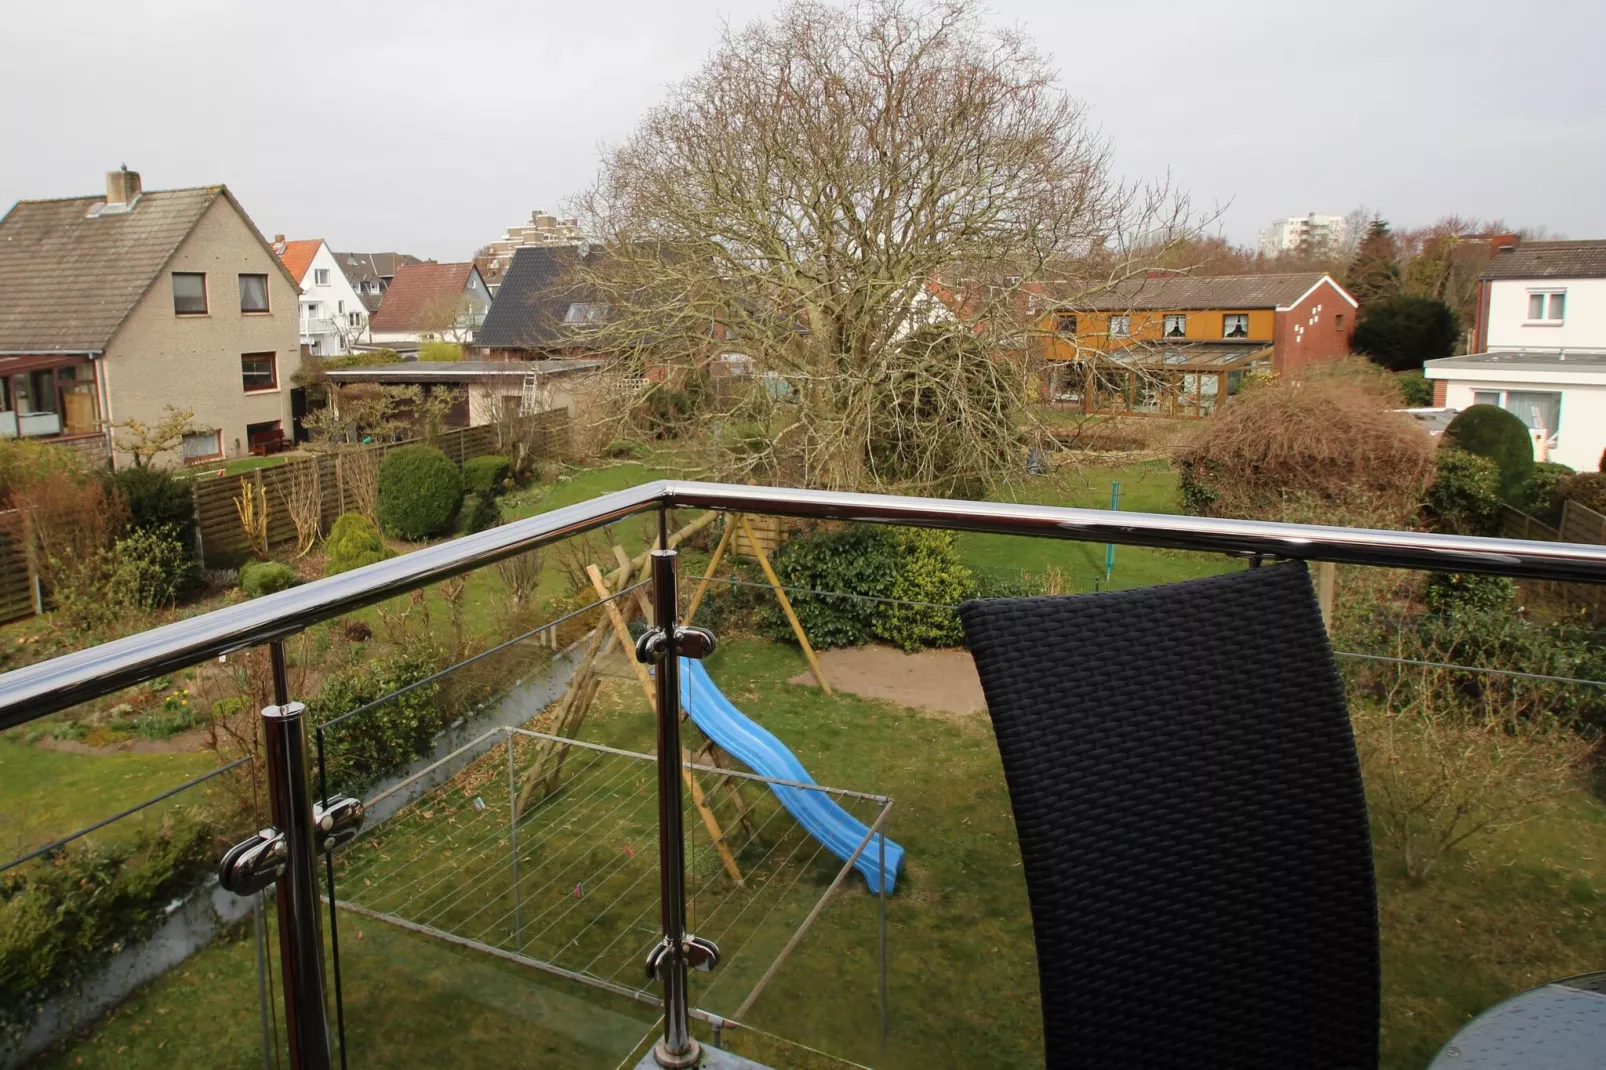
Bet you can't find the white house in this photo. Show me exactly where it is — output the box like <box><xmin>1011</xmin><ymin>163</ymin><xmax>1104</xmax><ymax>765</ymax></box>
<box><xmin>1427</xmin><ymin>239</ymin><xmax>1606</xmax><ymax>472</ymax></box>
<box><xmin>272</xmin><ymin>237</ymin><xmax>368</xmax><ymax>356</ymax></box>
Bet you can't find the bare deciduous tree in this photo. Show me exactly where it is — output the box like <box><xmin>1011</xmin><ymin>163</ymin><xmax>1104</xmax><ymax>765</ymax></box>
<box><xmin>279</xmin><ymin>458</ymin><xmax>322</xmax><ymax>556</ymax></box>
<box><xmin>114</xmin><ymin>405</ymin><xmax>198</xmax><ymax>468</ymax></box>
<box><xmin>572</xmin><ymin>0</ymin><xmax>1197</xmax><ymax>494</ymax></box>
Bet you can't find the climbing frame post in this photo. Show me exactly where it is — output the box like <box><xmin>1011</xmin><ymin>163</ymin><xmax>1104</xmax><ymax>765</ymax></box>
<box><xmin>683</xmin><ymin>519</ymin><xmax>735</xmax><ymax>626</ymax></box>
<box><xmin>739</xmin><ymin>514</ymin><xmax>833</xmax><ymax>696</ymax></box>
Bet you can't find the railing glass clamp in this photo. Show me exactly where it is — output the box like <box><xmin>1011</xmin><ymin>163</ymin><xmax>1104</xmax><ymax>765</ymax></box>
<box><xmin>634</xmin><ymin>626</ymin><xmax>716</xmax><ymax>665</ymax></box>
<box><xmin>645</xmin><ymin>934</ymin><xmax>721</xmax><ymax>980</ymax></box>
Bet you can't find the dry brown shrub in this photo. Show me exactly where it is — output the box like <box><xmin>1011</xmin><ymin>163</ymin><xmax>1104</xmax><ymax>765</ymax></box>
<box><xmin>1174</xmin><ymin>361</ymin><xmax>1434</xmax><ymax>527</ymax></box>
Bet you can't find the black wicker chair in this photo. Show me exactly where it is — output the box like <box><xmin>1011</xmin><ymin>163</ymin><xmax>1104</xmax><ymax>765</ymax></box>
<box><xmin>959</xmin><ymin>562</ymin><xmax>1378</xmax><ymax>1069</ymax></box>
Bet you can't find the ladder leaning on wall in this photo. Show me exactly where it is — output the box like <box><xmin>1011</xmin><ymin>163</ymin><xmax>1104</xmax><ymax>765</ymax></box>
<box><xmin>517</xmin><ymin>369</ymin><xmax>541</xmax><ymax>416</ymax></box>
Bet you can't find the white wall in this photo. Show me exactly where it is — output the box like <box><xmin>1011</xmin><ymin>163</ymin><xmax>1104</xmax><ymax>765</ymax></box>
<box><xmin>298</xmin><ymin>243</ymin><xmax>368</xmax><ymax>355</ymax></box>
<box><xmin>1485</xmin><ymin>277</ymin><xmax>1606</xmax><ymax>351</ymax></box>
<box><xmin>1435</xmin><ymin>374</ymin><xmax>1606</xmax><ymax>472</ymax></box>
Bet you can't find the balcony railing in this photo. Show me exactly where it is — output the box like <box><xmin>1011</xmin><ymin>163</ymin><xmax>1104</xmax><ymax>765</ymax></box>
<box><xmin>2</xmin><ymin>481</ymin><xmax>1604</xmax><ymax>1070</ymax></box>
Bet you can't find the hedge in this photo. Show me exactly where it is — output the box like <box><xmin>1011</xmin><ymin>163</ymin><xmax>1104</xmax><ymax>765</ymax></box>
<box><xmin>462</xmin><ymin>454</ymin><xmax>511</xmax><ymax>495</ymax></box>
<box><xmin>309</xmin><ymin>647</ymin><xmax>446</xmax><ymax>794</ymax></box>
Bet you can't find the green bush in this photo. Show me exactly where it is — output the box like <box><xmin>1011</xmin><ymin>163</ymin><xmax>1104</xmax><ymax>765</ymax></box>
<box><xmin>109</xmin><ymin>524</ymin><xmax>197</xmax><ymax>610</ymax></box>
<box><xmin>239</xmin><ymin>560</ymin><xmax>298</xmax><ymax>597</ymax></box>
<box><xmin>1522</xmin><ymin>461</ymin><xmax>1576</xmax><ymax>527</ymax></box>
<box><xmin>319</xmin><ymin>349</ymin><xmax>401</xmax><ymax>371</ymax></box>
<box><xmin>643</xmin><ymin>373</ymin><xmax>709</xmax><ymax>439</ymax></box>
<box><xmin>764</xmin><ymin>523</ymin><xmax>974</xmax><ymax>652</ymax></box>
<box><xmin>1396</xmin><ymin>370</ymin><xmax>1434</xmax><ymax>407</ymax></box>
<box><xmin>308</xmin><ymin>647</ymin><xmax>446</xmax><ymax>793</ymax></box>
<box><xmin>325</xmin><ymin>513</ymin><xmax>396</xmax><ymax>575</ymax></box>
<box><xmin>1560</xmin><ymin>472</ymin><xmax>1606</xmax><ymax>516</ymax></box>
<box><xmin>458</xmin><ymin>492</ymin><xmax>500</xmax><ymax>534</ymax></box>
<box><xmin>603</xmin><ymin>438</ymin><xmax>651</xmax><ymax>460</ymax></box>
<box><xmin>0</xmin><ymin>815</ymin><xmax>212</xmax><ymax>1043</ymax></box>
<box><xmin>1423</xmin><ymin>572</ymin><xmax>1517</xmax><ymax>616</ymax></box>
<box><xmin>105</xmin><ymin>466</ymin><xmax>196</xmax><ymax>550</ymax></box>
<box><xmin>462</xmin><ymin>454</ymin><xmax>511</xmax><ymax>495</ymax></box>
<box><xmin>0</xmin><ymin>438</ymin><xmax>88</xmax><ymax>505</ymax></box>
<box><xmin>1444</xmin><ymin>404</ymin><xmax>1535</xmax><ymax>504</ymax></box>
<box><xmin>418</xmin><ymin>341</ymin><xmax>463</xmax><ymax>363</ymax></box>
<box><xmin>1424</xmin><ymin>449</ymin><xmax>1503</xmax><ymax>536</ymax></box>
<box><xmin>377</xmin><ymin>444</ymin><xmax>462</xmax><ymax>540</ymax></box>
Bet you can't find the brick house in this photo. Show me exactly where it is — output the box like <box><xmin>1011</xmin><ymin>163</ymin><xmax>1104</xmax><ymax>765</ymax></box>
<box><xmin>0</xmin><ymin>169</ymin><xmax>302</xmax><ymax>467</ymax></box>
<box><xmin>365</xmin><ymin>261</ymin><xmax>492</xmax><ymax>350</ymax></box>
<box><xmin>1036</xmin><ymin>272</ymin><xmax>1358</xmax><ymax>416</ymax></box>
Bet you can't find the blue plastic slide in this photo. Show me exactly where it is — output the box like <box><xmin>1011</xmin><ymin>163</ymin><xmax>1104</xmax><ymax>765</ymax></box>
<box><xmin>679</xmin><ymin>658</ymin><xmax>904</xmax><ymax>894</ymax></box>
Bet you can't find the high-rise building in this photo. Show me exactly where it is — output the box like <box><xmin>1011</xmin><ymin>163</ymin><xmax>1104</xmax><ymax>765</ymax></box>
<box><xmin>477</xmin><ymin>210</ymin><xmax>586</xmax><ymax>294</ymax></box>
<box><xmin>1259</xmin><ymin>214</ymin><xmax>1349</xmax><ymax>257</ymax></box>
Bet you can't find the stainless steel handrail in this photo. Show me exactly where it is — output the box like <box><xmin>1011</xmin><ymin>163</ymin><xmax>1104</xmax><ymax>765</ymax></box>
<box><xmin>3</xmin><ymin>477</ymin><xmax>1605</xmax><ymax>728</ymax></box>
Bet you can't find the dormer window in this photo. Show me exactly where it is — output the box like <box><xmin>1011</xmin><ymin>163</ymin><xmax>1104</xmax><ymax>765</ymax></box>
<box><xmin>1222</xmin><ymin>314</ymin><xmax>1250</xmax><ymax>339</ymax></box>
<box><xmin>564</xmin><ymin>302</ymin><xmax>610</xmax><ymax>323</ymax></box>
<box><xmin>1164</xmin><ymin>314</ymin><xmax>1187</xmax><ymax>338</ymax></box>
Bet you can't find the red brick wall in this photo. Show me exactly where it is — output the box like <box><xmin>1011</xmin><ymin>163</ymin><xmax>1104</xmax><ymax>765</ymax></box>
<box><xmin>1273</xmin><ymin>279</ymin><xmax>1356</xmax><ymax>375</ymax></box>
<box><xmin>1433</xmin><ymin>379</ymin><xmax>1447</xmax><ymax>407</ymax></box>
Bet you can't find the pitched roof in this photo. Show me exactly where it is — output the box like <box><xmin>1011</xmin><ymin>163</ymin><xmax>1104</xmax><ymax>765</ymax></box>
<box><xmin>1481</xmin><ymin>240</ymin><xmax>1606</xmax><ymax>280</ymax></box>
<box><xmin>1072</xmin><ymin>272</ymin><xmax>1346</xmax><ymax>312</ymax></box>
<box><xmin>335</xmin><ymin>250</ymin><xmax>424</xmax><ymax>311</ymax></box>
<box><xmin>273</xmin><ymin>238</ymin><xmax>323</xmax><ymax>284</ymax></box>
<box><xmin>0</xmin><ymin>186</ymin><xmax>224</xmax><ymax>352</ymax></box>
<box><xmin>366</xmin><ymin>261</ymin><xmax>476</xmax><ymax>332</ymax></box>
<box><xmin>474</xmin><ymin>245</ymin><xmax>600</xmax><ymax>350</ymax></box>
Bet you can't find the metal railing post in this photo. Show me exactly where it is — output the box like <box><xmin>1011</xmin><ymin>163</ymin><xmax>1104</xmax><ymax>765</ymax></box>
<box><xmin>262</xmin><ymin>691</ymin><xmax>334</xmax><ymax>1070</ymax></box>
<box><xmin>650</xmin><ymin>547</ymin><xmax>699</xmax><ymax>1068</ymax></box>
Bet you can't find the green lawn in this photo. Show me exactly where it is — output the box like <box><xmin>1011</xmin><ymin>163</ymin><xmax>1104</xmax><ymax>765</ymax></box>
<box><xmin>956</xmin><ymin>460</ymin><xmax>1240</xmax><ymax>591</ymax></box>
<box><xmin>0</xmin><ymin>735</ymin><xmax>216</xmax><ymax>860</ymax></box>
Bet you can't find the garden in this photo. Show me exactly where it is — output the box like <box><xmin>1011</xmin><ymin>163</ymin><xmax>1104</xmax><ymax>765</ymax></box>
<box><xmin>2</xmin><ymin>359</ymin><xmax>1605</xmax><ymax>1069</ymax></box>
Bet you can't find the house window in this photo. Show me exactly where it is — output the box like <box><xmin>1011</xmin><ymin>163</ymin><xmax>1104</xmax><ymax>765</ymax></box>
<box><xmin>172</xmin><ymin>272</ymin><xmax>208</xmax><ymax>315</ymax></box>
<box><xmin>181</xmin><ymin>429</ymin><xmax>222</xmax><ymax>461</ymax></box>
<box><xmin>241</xmin><ymin>352</ymin><xmax>278</xmax><ymax>392</ymax></box>
<box><xmin>314</xmin><ymin>268</ymin><xmax>330</xmax><ymax>285</ymax></box>
<box><xmin>239</xmin><ymin>273</ymin><xmax>270</xmax><ymax>313</ymax></box>
<box><xmin>1222</xmin><ymin>314</ymin><xmax>1250</xmax><ymax>339</ymax></box>
<box><xmin>337</xmin><ymin>300</ymin><xmax>344</xmax><ymax>315</ymax></box>
<box><xmin>1163</xmin><ymin>314</ymin><xmax>1187</xmax><ymax>338</ymax></box>
<box><xmin>563</xmin><ymin>302</ymin><xmax>610</xmax><ymax>323</ymax></box>
<box><xmin>349</xmin><ymin>311</ymin><xmax>362</xmax><ymax>326</ymax></box>
<box><xmin>1335</xmin><ymin>313</ymin><xmax>1345</xmax><ymax>332</ymax></box>
<box><xmin>1054</xmin><ymin>312</ymin><xmax>1078</xmax><ymax>334</ymax></box>
<box><xmin>1473</xmin><ymin>390</ymin><xmax>1500</xmax><ymax>407</ymax></box>
<box><xmin>1108</xmin><ymin>315</ymin><xmax>1131</xmax><ymax>338</ymax></box>
<box><xmin>1528</xmin><ymin>291</ymin><xmax>1566</xmax><ymax>322</ymax></box>
<box><xmin>303</xmin><ymin>302</ymin><xmax>320</xmax><ymax>319</ymax></box>
<box><xmin>1504</xmin><ymin>391</ymin><xmax>1562</xmax><ymax>434</ymax></box>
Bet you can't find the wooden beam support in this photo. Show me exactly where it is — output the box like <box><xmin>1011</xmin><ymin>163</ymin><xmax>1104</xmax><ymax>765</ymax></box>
<box><xmin>684</xmin><ymin>518</ymin><xmax>735</xmax><ymax>625</ymax></box>
<box><xmin>739</xmin><ymin>514</ymin><xmax>832</xmax><ymax>696</ymax></box>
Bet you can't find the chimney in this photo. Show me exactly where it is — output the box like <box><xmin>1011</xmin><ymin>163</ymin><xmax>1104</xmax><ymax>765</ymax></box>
<box><xmin>105</xmin><ymin>166</ymin><xmax>141</xmax><ymax>206</ymax></box>
<box><xmin>273</xmin><ymin>233</ymin><xmax>285</xmax><ymax>244</ymax></box>
<box><xmin>1491</xmin><ymin>233</ymin><xmax>1519</xmax><ymax>254</ymax></box>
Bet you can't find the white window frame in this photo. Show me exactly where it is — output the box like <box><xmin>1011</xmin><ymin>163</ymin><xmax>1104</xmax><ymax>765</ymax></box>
<box><xmin>180</xmin><ymin>429</ymin><xmax>222</xmax><ymax>462</ymax></box>
<box><xmin>314</xmin><ymin>268</ymin><xmax>330</xmax><ymax>286</ymax></box>
<box><xmin>1525</xmin><ymin>289</ymin><xmax>1566</xmax><ymax>324</ymax></box>
<box><xmin>1108</xmin><ymin>314</ymin><xmax>1131</xmax><ymax>338</ymax></box>
<box><xmin>1222</xmin><ymin>313</ymin><xmax>1250</xmax><ymax>339</ymax></box>
<box><xmin>1163</xmin><ymin>314</ymin><xmax>1187</xmax><ymax>338</ymax></box>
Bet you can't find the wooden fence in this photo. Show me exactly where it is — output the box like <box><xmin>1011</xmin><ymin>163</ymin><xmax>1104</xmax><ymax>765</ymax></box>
<box><xmin>193</xmin><ymin>416</ymin><xmax>567</xmax><ymax>566</ymax></box>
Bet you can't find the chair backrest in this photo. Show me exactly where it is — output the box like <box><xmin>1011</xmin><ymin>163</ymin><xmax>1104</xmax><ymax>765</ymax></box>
<box><xmin>960</xmin><ymin>561</ymin><xmax>1378</xmax><ymax>1069</ymax></box>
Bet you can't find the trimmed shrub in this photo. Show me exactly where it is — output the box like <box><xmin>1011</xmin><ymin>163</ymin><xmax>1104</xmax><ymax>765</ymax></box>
<box><xmin>1560</xmin><ymin>472</ymin><xmax>1606</xmax><ymax>516</ymax></box>
<box><xmin>308</xmin><ymin>647</ymin><xmax>446</xmax><ymax>793</ymax></box>
<box><xmin>105</xmin><ymin>466</ymin><xmax>196</xmax><ymax>550</ymax></box>
<box><xmin>462</xmin><ymin>454</ymin><xmax>511</xmax><ymax>495</ymax></box>
<box><xmin>1443</xmin><ymin>404</ymin><xmax>1534</xmax><ymax>505</ymax></box>
<box><xmin>325</xmin><ymin>513</ymin><xmax>396</xmax><ymax>575</ymax></box>
<box><xmin>110</xmin><ymin>524</ymin><xmax>197</xmax><ymax>609</ymax></box>
<box><xmin>1522</xmin><ymin>461</ymin><xmax>1575</xmax><ymax>527</ymax></box>
<box><xmin>459</xmin><ymin>492</ymin><xmax>500</xmax><ymax>534</ymax></box>
<box><xmin>418</xmin><ymin>341</ymin><xmax>464</xmax><ymax>362</ymax></box>
<box><xmin>763</xmin><ymin>523</ymin><xmax>974</xmax><ymax>652</ymax></box>
<box><xmin>1396</xmin><ymin>370</ymin><xmax>1434</xmax><ymax>407</ymax></box>
<box><xmin>240</xmin><ymin>560</ymin><xmax>298</xmax><ymax>597</ymax></box>
<box><xmin>1424</xmin><ymin>449</ymin><xmax>1503</xmax><ymax>536</ymax></box>
<box><xmin>1423</xmin><ymin>572</ymin><xmax>1516</xmax><ymax>616</ymax></box>
<box><xmin>377</xmin><ymin>444</ymin><xmax>462</xmax><ymax>540</ymax></box>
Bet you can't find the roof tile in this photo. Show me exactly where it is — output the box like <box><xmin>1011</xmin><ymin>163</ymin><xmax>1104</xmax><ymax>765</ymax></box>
<box><xmin>1481</xmin><ymin>241</ymin><xmax>1606</xmax><ymax>280</ymax></box>
<box><xmin>366</xmin><ymin>261</ymin><xmax>475</xmax><ymax>332</ymax></box>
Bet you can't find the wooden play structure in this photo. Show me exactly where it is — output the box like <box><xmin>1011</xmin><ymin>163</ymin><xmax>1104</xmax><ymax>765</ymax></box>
<box><xmin>514</xmin><ymin>510</ymin><xmax>833</xmax><ymax>885</ymax></box>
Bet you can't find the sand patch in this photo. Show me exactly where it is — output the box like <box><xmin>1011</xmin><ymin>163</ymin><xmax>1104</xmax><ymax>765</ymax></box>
<box><xmin>789</xmin><ymin>644</ymin><xmax>985</xmax><ymax>716</ymax></box>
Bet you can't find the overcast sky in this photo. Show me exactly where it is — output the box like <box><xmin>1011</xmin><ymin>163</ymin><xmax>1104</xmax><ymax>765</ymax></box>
<box><xmin>3</xmin><ymin>0</ymin><xmax>1602</xmax><ymax>262</ymax></box>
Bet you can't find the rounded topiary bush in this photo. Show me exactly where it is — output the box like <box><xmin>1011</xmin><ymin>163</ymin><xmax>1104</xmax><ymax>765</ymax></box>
<box><xmin>462</xmin><ymin>454</ymin><xmax>511</xmax><ymax>495</ymax></box>
<box><xmin>239</xmin><ymin>560</ymin><xmax>298</xmax><ymax>597</ymax></box>
<box><xmin>325</xmin><ymin>513</ymin><xmax>396</xmax><ymax>575</ymax></box>
<box><xmin>377</xmin><ymin>445</ymin><xmax>462</xmax><ymax>540</ymax></box>
<box><xmin>1444</xmin><ymin>404</ymin><xmax>1534</xmax><ymax>505</ymax></box>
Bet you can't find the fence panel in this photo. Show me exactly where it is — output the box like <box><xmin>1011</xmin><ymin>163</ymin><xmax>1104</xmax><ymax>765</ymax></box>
<box><xmin>0</xmin><ymin>511</ymin><xmax>35</xmax><ymax>623</ymax></box>
<box><xmin>1560</xmin><ymin>500</ymin><xmax>1606</xmax><ymax>547</ymax></box>
<box><xmin>1500</xmin><ymin>505</ymin><xmax>1560</xmax><ymax>542</ymax></box>
<box><xmin>190</xmin><ymin>420</ymin><xmax>560</xmax><ymax>566</ymax></box>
